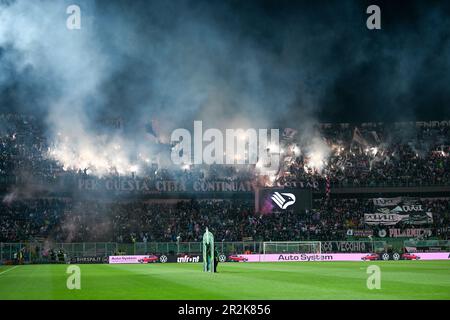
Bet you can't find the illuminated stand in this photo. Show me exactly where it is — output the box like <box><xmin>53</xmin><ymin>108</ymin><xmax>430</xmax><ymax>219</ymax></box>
<box><xmin>202</xmin><ymin>228</ymin><xmax>215</xmax><ymax>272</ymax></box>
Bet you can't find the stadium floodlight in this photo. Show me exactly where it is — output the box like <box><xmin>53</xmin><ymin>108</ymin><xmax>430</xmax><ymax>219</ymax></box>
<box><xmin>263</xmin><ymin>241</ymin><xmax>322</xmax><ymax>256</ymax></box>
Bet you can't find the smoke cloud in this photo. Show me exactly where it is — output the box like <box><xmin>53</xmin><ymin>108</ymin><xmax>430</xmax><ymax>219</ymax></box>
<box><xmin>0</xmin><ymin>0</ymin><xmax>449</xmax><ymax>175</ymax></box>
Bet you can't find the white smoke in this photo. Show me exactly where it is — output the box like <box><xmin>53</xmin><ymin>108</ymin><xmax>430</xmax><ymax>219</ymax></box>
<box><xmin>0</xmin><ymin>0</ymin><xmax>332</xmax><ymax>176</ymax></box>
<box><xmin>0</xmin><ymin>1</ymin><xmax>124</xmax><ymax>175</ymax></box>
<box><xmin>303</xmin><ymin>136</ymin><xmax>331</xmax><ymax>173</ymax></box>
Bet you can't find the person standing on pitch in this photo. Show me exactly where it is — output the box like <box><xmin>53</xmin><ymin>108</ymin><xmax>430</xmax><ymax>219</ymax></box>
<box><xmin>214</xmin><ymin>247</ymin><xmax>219</xmax><ymax>273</ymax></box>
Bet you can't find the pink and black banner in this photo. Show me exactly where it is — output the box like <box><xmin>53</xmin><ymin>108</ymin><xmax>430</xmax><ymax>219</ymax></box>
<box><xmin>408</xmin><ymin>252</ymin><xmax>450</xmax><ymax>260</ymax></box>
<box><xmin>229</xmin><ymin>252</ymin><xmax>450</xmax><ymax>262</ymax></box>
<box><xmin>232</xmin><ymin>253</ymin><xmax>369</xmax><ymax>262</ymax></box>
<box><xmin>109</xmin><ymin>255</ymin><xmax>161</xmax><ymax>264</ymax></box>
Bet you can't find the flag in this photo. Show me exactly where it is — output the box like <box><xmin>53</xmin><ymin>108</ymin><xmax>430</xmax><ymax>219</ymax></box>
<box><xmin>370</xmin><ymin>131</ymin><xmax>380</xmax><ymax>144</ymax></box>
<box><xmin>352</xmin><ymin>127</ymin><xmax>369</xmax><ymax>146</ymax></box>
<box><xmin>282</xmin><ymin>128</ymin><xmax>298</xmax><ymax>140</ymax></box>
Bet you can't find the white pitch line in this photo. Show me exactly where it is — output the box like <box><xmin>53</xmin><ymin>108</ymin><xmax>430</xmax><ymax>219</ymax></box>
<box><xmin>0</xmin><ymin>265</ymin><xmax>19</xmax><ymax>277</ymax></box>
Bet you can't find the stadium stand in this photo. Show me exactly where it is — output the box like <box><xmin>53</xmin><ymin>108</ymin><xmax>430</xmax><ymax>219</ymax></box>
<box><xmin>0</xmin><ymin>114</ymin><xmax>448</xmax><ymax>246</ymax></box>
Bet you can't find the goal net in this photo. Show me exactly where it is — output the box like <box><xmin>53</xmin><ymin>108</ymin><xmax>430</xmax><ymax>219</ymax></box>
<box><xmin>263</xmin><ymin>241</ymin><xmax>321</xmax><ymax>255</ymax></box>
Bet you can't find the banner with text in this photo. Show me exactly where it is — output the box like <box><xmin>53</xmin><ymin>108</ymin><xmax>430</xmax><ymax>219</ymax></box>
<box><xmin>233</xmin><ymin>253</ymin><xmax>369</xmax><ymax>262</ymax></box>
<box><xmin>388</xmin><ymin>228</ymin><xmax>432</xmax><ymax>238</ymax></box>
<box><xmin>365</xmin><ymin>198</ymin><xmax>433</xmax><ymax>226</ymax></box>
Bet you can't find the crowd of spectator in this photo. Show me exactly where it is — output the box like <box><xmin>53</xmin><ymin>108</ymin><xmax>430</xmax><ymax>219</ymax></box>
<box><xmin>0</xmin><ymin>198</ymin><xmax>67</xmax><ymax>242</ymax></box>
<box><xmin>1</xmin><ymin>114</ymin><xmax>449</xmax><ymax>244</ymax></box>
<box><xmin>1</xmin><ymin>198</ymin><xmax>448</xmax><ymax>243</ymax></box>
<box><xmin>0</xmin><ymin>114</ymin><xmax>62</xmax><ymax>185</ymax></box>
<box><xmin>278</xmin><ymin>124</ymin><xmax>450</xmax><ymax>188</ymax></box>
<box><xmin>0</xmin><ymin>114</ymin><xmax>449</xmax><ymax>189</ymax></box>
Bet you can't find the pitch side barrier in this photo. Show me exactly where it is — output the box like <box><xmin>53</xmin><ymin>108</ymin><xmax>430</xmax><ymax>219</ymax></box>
<box><xmin>106</xmin><ymin>252</ymin><xmax>450</xmax><ymax>264</ymax></box>
<box><xmin>229</xmin><ymin>252</ymin><xmax>450</xmax><ymax>262</ymax></box>
<box><xmin>1</xmin><ymin>241</ymin><xmax>449</xmax><ymax>264</ymax></box>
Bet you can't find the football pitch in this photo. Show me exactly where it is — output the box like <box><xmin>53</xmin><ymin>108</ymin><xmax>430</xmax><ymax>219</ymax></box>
<box><xmin>0</xmin><ymin>261</ymin><xmax>449</xmax><ymax>300</ymax></box>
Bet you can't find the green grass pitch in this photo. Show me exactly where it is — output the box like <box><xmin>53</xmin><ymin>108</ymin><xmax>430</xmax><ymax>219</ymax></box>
<box><xmin>0</xmin><ymin>261</ymin><xmax>449</xmax><ymax>300</ymax></box>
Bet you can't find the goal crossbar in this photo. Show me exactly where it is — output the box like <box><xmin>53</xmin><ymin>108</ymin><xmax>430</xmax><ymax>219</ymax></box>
<box><xmin>263</xmin><ymin>241</ymin><xmax>321</xmax><ymax>255</ymax></box>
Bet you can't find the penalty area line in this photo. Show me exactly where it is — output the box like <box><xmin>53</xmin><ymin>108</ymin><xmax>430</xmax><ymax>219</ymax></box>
<box><xmin>0</xmin><ymin>265</ymin><xmax>19</xmax><ymax>277</ymax></box>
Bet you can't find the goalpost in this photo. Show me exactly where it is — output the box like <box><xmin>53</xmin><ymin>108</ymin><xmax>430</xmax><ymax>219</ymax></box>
<box><xmin>263</xmin><ymin>241</ymin><xmax>322</xmax><ymax>255</ymax></box>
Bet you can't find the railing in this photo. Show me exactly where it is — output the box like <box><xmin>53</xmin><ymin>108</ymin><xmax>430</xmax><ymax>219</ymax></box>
<box><xmin>0</xmin><ymin>241</ymin><xmax>263</xmax><ymax>263</ymax></box>
<box><xmin>0</xmin><ymin>240</ymin><xmax>397</xmax><ymax>264</ymax></box>
<box><xmin>329</xmin><ymin>180</ymin><xmax>450</xmax><ymax>188</ymax></box>
<box><xmin>1</xmin><ymin>173</ymin><xmax>449</xmax><ymax>190</ymax></box>
<box><xmin>404</xmin><ymin>240</ymin><xmax>450</xmax><ymax>249</ymax></box>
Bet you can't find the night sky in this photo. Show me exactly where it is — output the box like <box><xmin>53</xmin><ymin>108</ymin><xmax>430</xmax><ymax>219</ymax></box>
<box><xmin>0</xmin><ymin>0</ymin><xmax>449</xmax><ymax>126</ymax></box>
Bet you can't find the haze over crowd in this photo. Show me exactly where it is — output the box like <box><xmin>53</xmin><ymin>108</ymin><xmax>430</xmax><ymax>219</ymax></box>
<box><xmin>0</xmin><ymin>0</ymin><xmax>449</xmax><ymax>175</ymax></box>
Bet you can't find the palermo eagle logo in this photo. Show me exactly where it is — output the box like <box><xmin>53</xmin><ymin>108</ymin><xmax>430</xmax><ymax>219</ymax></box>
<box><xmin>271</xmin><ymin>192</ymin><xmax>296</xmax><ymax>210</ymax></box>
